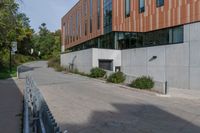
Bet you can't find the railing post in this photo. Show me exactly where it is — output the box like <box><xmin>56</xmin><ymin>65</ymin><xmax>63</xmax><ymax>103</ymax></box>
<box><xmin>23</xmin><ymin>76</ymin><xmax>30</xmax><ymax>133</ymax></box>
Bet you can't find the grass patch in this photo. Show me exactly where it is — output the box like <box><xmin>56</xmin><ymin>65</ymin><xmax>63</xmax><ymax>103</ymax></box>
<box><xmin>0</xmin><ymin>67</ymin><xmax>17</xmax><ymax>79</ymax></box>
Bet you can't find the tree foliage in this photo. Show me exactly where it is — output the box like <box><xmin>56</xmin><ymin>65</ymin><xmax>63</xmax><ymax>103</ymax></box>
<box><xmin>0</xmin><ymin>0</ymin><xmax>34</xmax><ymax>68</ymax></box>
<box><xmin>0</xmin><ymin>0</ymin><xmax>61</xmax><ymax>69</ymax></box>
<box><xmin>31</xmin><ymin>23</ymin><xmax>61</xmax><ymax>59</ymax></box>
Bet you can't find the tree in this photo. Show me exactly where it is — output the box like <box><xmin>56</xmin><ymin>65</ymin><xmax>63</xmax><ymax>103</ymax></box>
<box><xmin>0</xmin><ymin>0</ymin><xmax>19</xmax><ymax>68</ymax></box>
<box><xmin>0</xmin><ymin>0</ymin><xmax>34</xmax><ymax>68</ymax></box>
<box><xmin>0</xmin><ymin>0</ymin><xmax>18</xmax><ymax>48</ymax></box>
<box><xmin>31</xmin><ymin>23</ymin><xmax>61</xmax><ymax>59</ymax></box>
<box><xmin>16</xmin><ymin>13</ymin><xmax>34</xmax><ymax>55</ymax></box>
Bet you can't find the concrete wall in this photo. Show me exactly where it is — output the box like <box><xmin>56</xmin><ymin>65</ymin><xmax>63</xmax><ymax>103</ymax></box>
<box><xmin>92</xmin><ymin>48</ymin><xmax>121</xmax><ymax>71</ymax></box>
<box><xmin>61</xmin><ymin>48</ymin><xmax>121</xmax><ymax>73</ymax></box>
<box><xmin>61</xmin><ymin>49</ymin><xmax>93</xmax><ymax>73</ymax></box>
<box><xmin>121</xmin><ymin>22</ymin><xmax>200</xmax><ymax>91</ymax></box>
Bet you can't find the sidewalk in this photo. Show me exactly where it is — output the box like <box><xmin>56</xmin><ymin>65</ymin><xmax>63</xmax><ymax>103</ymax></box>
<box><xmin>0</xmin><ymin>78</ymin><xmax>23</xmax><ymax>133</ymax></box>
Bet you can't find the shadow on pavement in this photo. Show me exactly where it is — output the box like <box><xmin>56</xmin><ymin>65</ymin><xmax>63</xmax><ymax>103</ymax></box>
<box><xmin>0</xmin><ymin>78</ymin><xmax>23</xmax><ymax>133</ymax></box>
<box><xmin>19</xmin><ymin>65</ymin><xmax>41</xmax><ymax>73</ymax></box>
<box><xmin>60</xmin><ymin>103</ymin><xmax>200</xmax><ymax>133</ymax></box>
<box><xmin>18</xmin><ymin>65</ymin><xmax>41</xmax><ymax>79</ymax></box>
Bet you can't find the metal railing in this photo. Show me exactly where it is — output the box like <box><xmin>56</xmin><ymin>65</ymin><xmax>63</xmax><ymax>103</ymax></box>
<box><xmin>23</xmin><ymin>75</ymin><xmax>62</xmax><ymax>133</ymax></box>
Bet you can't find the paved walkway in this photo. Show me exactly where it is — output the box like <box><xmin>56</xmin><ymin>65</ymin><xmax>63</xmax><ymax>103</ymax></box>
<box><xmin>0</xmin><ymin>78</ymin><xmax>23</xmax><ymax>133</ymax></box>
<box><xmin>20</xmin><ymin>61</ymin><xmax>200</xmax><ymax>133</ymax></box>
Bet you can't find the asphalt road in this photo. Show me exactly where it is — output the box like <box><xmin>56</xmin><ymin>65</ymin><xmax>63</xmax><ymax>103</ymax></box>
<box><xmin>20</xmin><ymin>61</ymin><xmax>200</xmax><ymax>133</ymax></box>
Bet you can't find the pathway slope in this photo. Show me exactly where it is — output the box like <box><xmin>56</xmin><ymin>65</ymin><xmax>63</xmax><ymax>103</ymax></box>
<box><xmin>20</xmin><ymin>61</ymin><xmax>200</xmax><ymax>133</ymax></box>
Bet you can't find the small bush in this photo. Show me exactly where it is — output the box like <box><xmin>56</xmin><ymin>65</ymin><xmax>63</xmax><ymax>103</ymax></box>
<box><xmin>13</xmin><ymin>54</ymin><xmax>36</xmax><ymax>66</ymax></box>
<box><xmin>73</xmin><ymin>68</ymin><xmax>79</xmax><ymax>74</ymax></box>
<box><xmin>90</xmin><ymin>67</ymin><xmax>106</xmax><ymax>78</ymax></box>
<box><xmin>55</xmin><ymin>65</ymin><xmax>65</xmax><ymax>72</ymax></box>
<box><xmin>48</xmin><ymin>56</ymin><xmax>65</xmax><ymax>72</ymax></box>
<box><xmin>130</xmin><ymin>76</ymin><xmax>154</xmax><ymax>90</ymax></box>
<box><xmin>107</xmin><ymin>72</ymin><xmax>126</xmax><ymax>84</ymax></box>
<box><xmin>48</xmin><ymin>56</ymin><xmax>60</xmax><ymax>68</ymax></box>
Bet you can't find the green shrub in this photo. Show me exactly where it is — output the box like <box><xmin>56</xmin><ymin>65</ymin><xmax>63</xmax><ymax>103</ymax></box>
<box><xmin>13</xmin><ymin>54</ymin><xmax>37</xmax><ymax>66</ymax></box>
<box><xmin>73</xmin><ymin>68</ymin><xmax>79</xmax><ymax>74</ymax></box>
<box><xmin>130</xmin><ymin>76</ymin><xmax>154</xmax><ymax>90</ymax></box>
<box><xmin>48</xmin><ymin>56</ymin><xmax>60</xmax><ymax>68</ymax></box>
<box><xmin>107</xmin><ymin>72</ymin><xmax>126</xmax><ymax>84</ymax></box>
<box><xmin>48</xmin><ymin>56</ymin><xmax>65</xmax><ymax>72</ymax></box>
<box><xmin>55</xmin><ymin>65</ymin><xmax>65</xmax><ymax>72</ymax></box>
<box><xmin>90</xmin><ymin>67</ymin><xmax>106</xmax><ymax>78</ymax></box>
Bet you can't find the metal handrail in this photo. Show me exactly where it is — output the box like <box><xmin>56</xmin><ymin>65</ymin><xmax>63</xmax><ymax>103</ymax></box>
<box><xmin>23</xmin><ymin>75</ymin><xmax>62</xmax><ymax>133</ymax></box>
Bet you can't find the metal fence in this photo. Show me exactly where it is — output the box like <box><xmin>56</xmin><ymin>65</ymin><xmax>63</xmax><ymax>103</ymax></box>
<box><xmin>23</xmin><ymin>75</ymin><xmax>62</xmax><ymax>133</ymax></box>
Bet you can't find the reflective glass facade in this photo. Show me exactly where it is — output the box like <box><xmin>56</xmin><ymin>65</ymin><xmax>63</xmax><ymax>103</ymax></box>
<box><xmin>68</xmin><ymin>26</ymin><xmax>184</xmax><ymax>52</ymax></box>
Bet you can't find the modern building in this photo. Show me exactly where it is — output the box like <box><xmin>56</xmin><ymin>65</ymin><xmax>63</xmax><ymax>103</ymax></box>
<box><xmin>61</xmin><ymin>0</ymin><xmax>200</xmax><ymax>94</ymax></box>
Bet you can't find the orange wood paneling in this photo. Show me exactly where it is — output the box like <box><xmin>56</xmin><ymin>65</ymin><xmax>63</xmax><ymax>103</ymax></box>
<box><xmin>112</xmin><ymin>0</ymin><xmax>200</xmax><ymax>32</ymax></box>
<box><xmin>62</xmin><ymin>0</ymin><xmax>200</xmax><ymax>49</ymax></box>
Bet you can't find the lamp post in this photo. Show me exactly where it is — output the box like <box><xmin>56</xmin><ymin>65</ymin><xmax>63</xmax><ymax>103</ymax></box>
<box><xmin>9</xmin><ymin>45</ymin><xmax>12</xmax><ymax>72</ymax></box>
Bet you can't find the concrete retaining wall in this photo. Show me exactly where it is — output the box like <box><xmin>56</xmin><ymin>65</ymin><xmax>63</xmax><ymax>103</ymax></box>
<box><xmin>121</xmin><ymin>22</ymin><xmax>200</xmax><ymax>91</ymax></box>
<box><xmin>61</xmin><ymin>48</ymin><xmax>121</xmax><ymax>73</ymax></box>
<box><xmin>61</xmin><ymin>49</ymin><xmax>93</xmax><ymax>73</ymax></box>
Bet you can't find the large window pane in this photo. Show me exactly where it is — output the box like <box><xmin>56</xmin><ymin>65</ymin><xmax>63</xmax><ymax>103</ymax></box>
<box><xmin>139</xmin><ymin>0</ymin><xmax>145</xmax><ymax>13</ymax></box>
<box><xmin>104</xmin><ymin>0</ymin><xmax>112</xmax><ymax>33</ymax></box>
<box><xmin>90</xmin><ymin>0</ymin><xmax>92</xmax><ymax>33</ymax></box>
<box><xmin>125</xmin><ymin>0</ymin><xmax>130</xmax><ymax>17</ymax></box>
<box><xmin>173</xmin><ymin>26</ymin><xmax>183</xmax><ymax>43</ymax></box>
<box><xmin>97</xmin><ymin>0</ymin><xmax>101</xmax><ymax>29</ymax></box>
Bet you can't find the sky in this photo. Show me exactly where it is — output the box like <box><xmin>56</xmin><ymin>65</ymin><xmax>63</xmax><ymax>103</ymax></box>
<box><xmin>18</xmin><ymin>0</ymin><xmax>78</xmax><ymax>32</ymax></box>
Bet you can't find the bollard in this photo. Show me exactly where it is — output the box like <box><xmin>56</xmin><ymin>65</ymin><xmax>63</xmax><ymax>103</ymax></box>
<box><xmin>165</xmin><ymin>81</ymin><xmax>168</xmax><ymax>95</ymax></box>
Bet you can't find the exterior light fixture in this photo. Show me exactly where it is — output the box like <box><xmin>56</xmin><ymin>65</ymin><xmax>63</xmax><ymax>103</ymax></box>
<box><xmin>149</xmin><ymin>56</ymin><xmax>157</xmax><ymax>61</ymax></box>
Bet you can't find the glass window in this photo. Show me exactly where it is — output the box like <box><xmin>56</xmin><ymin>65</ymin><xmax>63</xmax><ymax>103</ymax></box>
<box><xmin>90</xmin><ymin>0</ymin><xmax>92</xmax><ymax>33</ymax></box>
<box><xmin>139</xmin><ymin>0</ymin><xmax>145</xmax><ymax>13</ymax></box>
<box><xmin>173</xmin><ymin>26</ymin><xmax>183</xmax><ymax>43</ymax></box>
<box><xmin>84</xmin><ymin>0</ymin><xmax>87</xmax><ymax>16</ymax></box>
<box><xmin>70</xmin><ymin>16</ymin><xmax>73</xmax><ymax>42</ymax></box>
<box><xmin>104</xmin><ymin>0</ymin><xmax>112</xmax><ymax>33</ymax></box>
<box><xmin>76</xmin><ymin>12</ymin><xmax>79</xmax><ymax>38</ymax></box>
<box><xmin>97</xmin><ymin>0</ymin><xmax>101</xmax><ymax>30</ymax></box>
<box><xmin>67</xmin><ymin>26</ymin><xmax>183</xmax><ymax>52</ymax></box>
<box><xmin>125</xmin><ymin>0</ymin><xmax>130</xmax><ymax>17</ymax></box>
<box><xmin>85</xmin><ymin>20</ymin><xmax>87</xmax><ymax>35</ymax></box>
<box><xmin>156</xmin><ymin>0</ymin><xmax>164</xmax><ymax>7</ymax></box>
<box><xmin>79</xmin><ymin>11</ymin><xmax>82</xmax><ymax>37</ymax></box>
